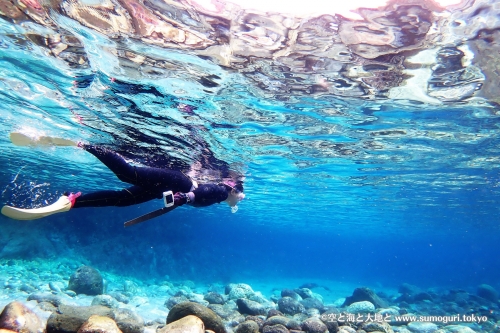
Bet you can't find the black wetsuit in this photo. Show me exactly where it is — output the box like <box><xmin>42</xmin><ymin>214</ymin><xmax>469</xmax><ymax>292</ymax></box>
<box><xmin>73</xmin><ymin>145</ymin><xmax>229</xmax><ymax>208</ymax></box>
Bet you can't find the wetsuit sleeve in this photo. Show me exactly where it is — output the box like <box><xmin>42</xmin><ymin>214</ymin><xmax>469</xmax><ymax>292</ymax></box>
<box><xmin>190</xmin><ymin>184</ymin><xmax>229</xmax><ymax>207</ymax></box>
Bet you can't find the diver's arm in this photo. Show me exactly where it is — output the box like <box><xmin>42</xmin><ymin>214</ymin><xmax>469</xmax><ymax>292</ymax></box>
<box><xmin>174</xmin><ymin>184</ymin><xmax>228</xmax><ymax>207</ymax></box>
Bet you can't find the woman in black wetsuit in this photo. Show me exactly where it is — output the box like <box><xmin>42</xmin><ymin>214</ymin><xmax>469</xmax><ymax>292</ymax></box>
<box><xmin>70</xmin><ymin>144</ymin><xmax>245</xmax><ymax>209</ymax></box>
<box><xmin>1</xmin><ymin>133</ymin><xmax>245</xmax><ymax>221</ymax></box>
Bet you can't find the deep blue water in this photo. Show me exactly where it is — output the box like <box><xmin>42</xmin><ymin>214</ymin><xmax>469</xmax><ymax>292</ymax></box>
<box><xmin>0</xmin><ymin>0</ymin><xmax>500</xmax><ymax>303</ymax></box>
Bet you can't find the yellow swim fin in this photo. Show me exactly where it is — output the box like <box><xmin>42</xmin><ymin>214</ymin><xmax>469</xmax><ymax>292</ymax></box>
<box><xmin>10</xmin><ymin>132</ymin><xmax>77</xmax><ymax>147</ymax></box>
<box><xmin>1</xmin><ymin>196</ymin><xmax>72</xmax><ymax>220</ymax></box>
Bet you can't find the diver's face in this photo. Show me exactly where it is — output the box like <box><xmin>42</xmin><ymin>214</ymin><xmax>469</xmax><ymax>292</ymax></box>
<box><xmin>227</xmin><ymin>190</ymin><xmax>245</xmax><ymax>207</ymax></box>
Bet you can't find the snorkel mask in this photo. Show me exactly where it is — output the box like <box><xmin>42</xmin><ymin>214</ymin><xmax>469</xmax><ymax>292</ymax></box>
<box><xmin>222</xmin><ymin>181</ymin><xmax>245</xmax><ymax>213</ymax></box>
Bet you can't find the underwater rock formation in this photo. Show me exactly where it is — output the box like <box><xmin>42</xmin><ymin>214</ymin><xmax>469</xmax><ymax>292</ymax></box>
<box><xmin>346</xmin><ymin>300</ymin><xmax>375</xmax><ymax>314</ymax></box>
<box><xmin>343</xmin><ymin>287</ymin><xmax>388</xmax><ymax>308</ymax></box>
<box><xmin>261</xmin><ymin>324</ymin><xmax>289</xmax><ymax>333</ymax></box>
<box><xmin>236</xmin><ymin>299</ymin><xmax>267</xmax><ymax>316</ymax></box>
<box><xmin>91</xmin><ymin>295</ymin><xmax>120</xmax><ymax>309</ymax></box>
<box><xmin>277</xmin><ymin>297</ymin><xmax>305</xmax><ymax>315</ymax></box>
<box><xmin>301</xmin><ymin>318</ymin><xmax>328</xmax><ymax>333</ymax></box>
<box><xmin>361</xmin><ymin>321</ymin><xmax>394</xmax><ymax>333</ymax></box>
<box><xmin>46</xmin><ymin>305</ymin><xmax>113</xmax><ymax>333</ymax></box>
<box><xmin>407</xmin><ymin>322</ymin><xmax>439</xmax><ymax>333</ymax></box>
<box><xmin>300</xmin><ymin>297</ymin><xmax>324</xmax><ymax>311</ymax></box>
<box><xmin>166</xmin><ymin>302</ymin><xmax>226</xmax><ymax>333</ymax></box>
<box><xmin>226</xmin><ymin>284</ymin><xmax>255</xmax><ymax>300</ymax></box>
<box><xmin>476</xmin><ymin>284</ymin><xmax>498</xmax><ymax>302</ymax></box>
<box><xmin>46</xmin><ymin>305</ymin><xmax>143</xmax><ymax>333</ymax></box>
<box><xmin>204</xmin><ymin>292</ymin><xmax>225</xmax><ymax>305</ymax></box>
<box><xmin>234</xmin><ymin>320</ymin><xmax>259</xmax><ymax>333</ymax></box>
<box><xmin>68</xmin><ymin>266</ymin><xmax>104</xmax><ymax>296</ymax></box>
<box><xmin>158</xmin><ymin>315</ymin><xmax>205</xmax><ymax>333</ymax></box>
<box><xmin>281</xmin><ymin>289</ymin><xmax>302</xmax><ymax>301</ymax></box>
<box><xmin>165</xmin><ymin>296</ymin><xmax>189</xmax><ymax>310</ymax></box>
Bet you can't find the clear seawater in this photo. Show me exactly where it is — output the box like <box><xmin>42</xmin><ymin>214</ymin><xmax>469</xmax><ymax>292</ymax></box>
<box><xmin>0</xmin><ymin>0</ymin><xmax>499</xmax><ymax>323</ymax></box>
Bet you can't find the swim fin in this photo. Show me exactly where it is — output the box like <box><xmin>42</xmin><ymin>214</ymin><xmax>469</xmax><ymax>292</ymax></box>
<box><xmin>1</xmin><ymin>196</ymin><xmax>72</xmax><ymax>220</ymax></box>
<box><xmin>10</xmin><ymin>132</ymin><xmax>77</xmax><ymax>147</ymax></box>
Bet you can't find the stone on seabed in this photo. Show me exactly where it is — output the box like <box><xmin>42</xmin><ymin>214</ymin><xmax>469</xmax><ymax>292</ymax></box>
<box><xmin>0</xmin><ymin>301</ymin><xmax>44</xmax><ymax>333</ymax></box>
<box><xmin>158</xmin><ymin>315</ymin><xmax>204</xmax><ymax>333</ymax></box>
<box><xmin>68</xmin><ymin>266</ymin><xmax>104</xmax><ymax>296</ymax></box>
<box><xmin>166</xmin><ymin>302</ymin><xmax>226</xmax><ymax>333</ymax></box>
<box><xmin>77</xmin><ymin>315</ymin><xmax>122</xmax><ymax>333</ymax></box>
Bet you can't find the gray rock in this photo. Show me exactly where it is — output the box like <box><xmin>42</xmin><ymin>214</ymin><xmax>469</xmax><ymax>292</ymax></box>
<box><xmin>281</xmin><ymin>289</ymin><xmax>302</xmax><ymax>301</ymax></box>
<box><xmin>166</xmin><ymin>301</ymin><xmax>226</xmax><ymax>333</ymax></box>
<box><xmin>186</xmin><ymin>294</ymin><xmax>209</xmax><ymax>307</ymax></box>
<box><xmin>226</xmin><ymin>284</ymin><xmax>255</xmax><ymax>300</ymax></box>
<box><xmin>346</xmin><ymin>301</ymin><xmax>375</xmax><ymax>314</ymax></box>
<box><xmin>28</xmin><ymin>292</ymin><xmax>65</xmax><ymax>307</ymax></box>
<box><xmin>343</xmin><ymin>288</ymin><xmax>388</xmax><ymax>308</ymax></box>
<box><xmin>305</xmin><ymin>309</ymin><xmax>320</xmax><ymax>317</ymax></box>
<box><xmin>205</xmin><ymin>292</ymin><xmax>225</xmax><ymax>305</ymax></box>
<box><xmin>49</xmin><ymin>282</ymin><xmax>64</xmax><ymax>293</ymax></box>
<box><xmin>301</xmin><ymin>319</ymin><xmax>327</xmax><ymax>333</ymax></box>
<box><xmin>267</xmin><ymin>310</ymin><xmax>284</xmax><ymax>318</ymax></box>
<box><xmin>68</xmin><ymin>266</ymin><xmax>103</xmax><ymax>296</ymax></box>
<box><xmin>264</xmin><ymin>316</ymin><xmax>290</xmax><ymax>327</ymax></box>
<box><xmin>245</xmin><ymin>316</ymin><xmax>265</xmax><ymax>330</ymax></box>
<box><xmin>407</xmin><ymin>322</ymin><xmax>439</xmax><ymax>333</ymax></box>
<box><xmin>278</xmin><ymin>297</ymin><xmax>305</xmax><ymax>315</ymax></box>
<box><xmin>46</xmin><ymin>305</ymin><xmax>113</xmax><ymax>333</ymax></box>
<box><xmin>362</xmin><ymin>321</ymin><xmax>394</xmax><ymax>333</ymax></box>
<box><xmin>263</xmin><ymin>324</ymin><xmax>289</xmax><ymax>333</ymax></box>
<box><xmin>237</xmin><ymin>299</ymin><xmax>266</xmax><ymax>316</ymax></box>
<box><xmin>338</xmin><ymin>327</ymin><xmax>356</xmax><ymax>333</ymax></box>
<box><xmin>165</xmin><ymin>296</ymin><xmax>189</xmax><ymax>309</ymax></box>
<box><xmin>477</xmin><ymin>284</ymin><xmax>498</xmax><ymax>302</ymax></box>
<box><xmin>108</xmin><ymin>292</ymin><xmax>129</xmax><ymax>304</ymax></box>
<box><xmin>248</xmin><ymin>293</ymin><xmax>268</xmax><ymax>304</ymax></box>
<box><xmin>235</xmin><ymin>320</ymin><xmax>260</xmax><ymax>333</ymax></box>
<box><xmin>286</xmin><ymin>320</ymin><xmax>301</xmax><ymax>331</ymax></box>
<box><xmin>207</xmin><ymin>304</ymin><xmax>235</xmax><ymax>320</ymax></box>
<box><xmin>319</xmin><ymin>314</ymin><xmax>338</xmax><ymax>333</ymax></box>
<box><xmin>37</xmin><ymin>302</ymin><xmax>58</xmax><ymax>312</ymax></box>
<box><xmin>91</xmin><ymin>295</ymin><xmax>119</xmax><ymax>308</ymax></box>
<box><xmin>378</xmin><ymin>308</ymin><xmax>399</xmax><ymax>316</ymax></box>
<box><xmin>300</xmin><ymin>298</ymin><xmax>324</xmax><ymax>310</ymax></box>
<box><xmin>46</xmin><ymin>305</ymin><xmax>144</xmax><ymax>333</ymax></box>
<box><xmin>112</xmin><ymin>308</ymin><xmax>144</xmax><ymax>333</ymax></box>
<box><xmin>294</xmin><ymin>289</ymin><xmax>313</xmax><ymax>299</ymax></box>
<box><xmin>443</xmin><ymin>325</ymin><xmax>476</xmax><ymax>333</ymax></box>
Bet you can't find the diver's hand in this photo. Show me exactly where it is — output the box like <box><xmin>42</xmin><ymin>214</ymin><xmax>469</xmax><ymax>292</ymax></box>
<box><xmin>174</xmin><ymin>192</ymin><xmax>195</xmax><ymax>206</ymax></box>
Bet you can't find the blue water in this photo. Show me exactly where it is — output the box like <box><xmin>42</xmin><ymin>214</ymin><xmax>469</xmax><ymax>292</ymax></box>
<box><xmin>0</xmin><ymin>0</ymin><xmax>499</xmax><ymax>318</ymax></box>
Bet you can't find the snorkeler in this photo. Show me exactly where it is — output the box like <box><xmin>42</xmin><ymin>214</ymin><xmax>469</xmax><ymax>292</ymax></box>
<box><xmin>1</xmin><ymin>133</ymin><xmax>245</xmax><ymax>223</ymax></box>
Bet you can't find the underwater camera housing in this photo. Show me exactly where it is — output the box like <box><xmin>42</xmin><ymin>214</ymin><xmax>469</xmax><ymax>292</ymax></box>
<box><xmin>163</xmin><ymin>191</ymin><xmax>174</xmax><ymax>208</ymax></box>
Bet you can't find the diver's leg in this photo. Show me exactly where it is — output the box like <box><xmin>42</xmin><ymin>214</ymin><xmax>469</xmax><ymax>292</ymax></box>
<box><xmin>82</xmin><ymin>145</ymin><xmax>192</xmax><ymax>192</ymax></box>
<box><xmin>82</xmin><ymin>145</ymin><xmax>139</xmax><ymax>184</ymax></box>
<box><xmin>72</xmin><ymin>185</ymin><xmax>161</xmax><ymax>208</ymax></box>
<box><xmin>0</xmin><ymin>186</ymin><xmax>160</xmax><ymax>220</ymax></box>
